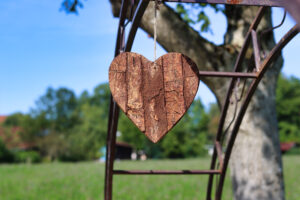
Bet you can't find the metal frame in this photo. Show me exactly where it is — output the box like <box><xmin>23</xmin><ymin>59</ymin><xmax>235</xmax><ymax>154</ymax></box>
<box><xmin>105</xmin><ymin>1</ymin><xmax>300</xmax><ymax>200</ymax></box>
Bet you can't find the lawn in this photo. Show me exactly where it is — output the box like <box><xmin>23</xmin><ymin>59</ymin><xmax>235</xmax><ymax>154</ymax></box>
<box><xmin>0</xmin><ymin>156</ymin><xmax>299</xmax><ymax>200</ymax></box>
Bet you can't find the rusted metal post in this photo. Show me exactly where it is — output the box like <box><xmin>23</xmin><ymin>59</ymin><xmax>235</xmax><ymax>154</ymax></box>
<box><xmin>251</xmin><ymin>30</ymin><xmax>261</xmax><ymax>71</ymax></box>
<box><xmin>215</xmin><ymin>24</ymin><xmax>299</xmax><ymax>200</ymax></box>
<box><xmin>105</xmin><ymin>1</ymin><xmax>149</xmax><ymax>199</ymax></box>
<box><xmin>206</xmin><ymin>7</ymin><xmax>267</xmax><ymax>200</ymax></box>
<box><xmin>104</xmin><ymin>100</ymin><xmax>119</xmax><ymax>200</ymax></box>
<box><xmin>215</xmin><ymin>141</ymin><xmax>224</xmax><ymax>170</ymax></box>
<box><xmin>124</xmin><ymin>0</ymin><xmax>150</xmax><ymax>52</ymax></box>
<box><xmin>104</xmin><ymin>1</ymin><xmax>129</xmax><ymax>199</ymax></box>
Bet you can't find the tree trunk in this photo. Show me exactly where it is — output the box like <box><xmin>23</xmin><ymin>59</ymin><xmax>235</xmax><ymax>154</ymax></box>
<box><xmin>109</xmin><ymin>1</ymin><xmax>285</xmax><ymax>199</ymax></box>
<box><xmin>224</xmin><ymin>6</ymin><xmax>285</xmax><ymax>200</ymax></box>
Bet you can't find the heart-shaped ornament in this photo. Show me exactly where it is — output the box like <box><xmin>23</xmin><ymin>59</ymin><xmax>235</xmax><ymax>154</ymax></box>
<box><xmin>109</xmin><ymin>52</ymin><xmax>199</xmax><ymax>143</ymax></box>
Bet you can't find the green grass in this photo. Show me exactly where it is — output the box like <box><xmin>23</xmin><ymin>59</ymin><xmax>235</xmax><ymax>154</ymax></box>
<box><xmin>0</xmin><ymin>156</ymin><xmax>299</xmax><ymax>200</ymax></box>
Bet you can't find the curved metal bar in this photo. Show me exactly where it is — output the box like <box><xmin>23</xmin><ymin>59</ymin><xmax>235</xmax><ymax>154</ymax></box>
<box><xmin>150</xmin><ymin>0</ymin><xmax>284</xmax><ymax>7</ymax></box>
<box><xmin>105</xmin><ymin>1</ymin><xmax>149</xmax><ymax>199</ymax></box>
<box><xmin>125</xmin><ymin>0</ymin><xmax>150</xmax><ymax>52</ymax></box>
<box><xmin>215</xmin><ymin>25</ymin><xmax>299</xmax><ymax>200</ymax></box>
<box><xmin>206</xmin><ymin>7</ymin><xmax>266</xmax><ymax>200</ymax></box>
<box><xmin>105</xmin><ymin>1</ymin><xmax>129</xmax><ymax>199</ymax></box>
<box><xmin>114</xmin><ymin>1</ymin><xmax>129</xmax><ymax>56</ymax></box>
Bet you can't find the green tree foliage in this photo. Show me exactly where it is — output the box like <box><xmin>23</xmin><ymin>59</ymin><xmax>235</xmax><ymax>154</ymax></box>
<box><xmin>206</xmin><ymin>103</ymin><xmax>220</xmax><ymax>141</ymax></box>
<box><xmin>61</xmin><ymin>0</ymin><xmax>84</xmax><ymax>13</ymax></box>
<box><xmin>4</xmin><ymin>113</ymin><xmax>45</xmax><ymax>142</ymax></box>
<box><xmin>118</xmin><ymin>112</ymin><xmax>147</xmax><ymax>150</ymax></box>
<box><xmin>33</xmin><ymin>87</ymin><xmax>78</xmax><ymax>132</ymax></box>
<box><xmin>175</xmin><ymin>3</ymin><xmax>223</xmax><ymax>33</ymax></box>
<box><xmin>118</xmin><ymin>98</ymin><xmax>211</xmax><ymax>158</ymax></box>
<box><xmin>65</xmin><ymin>103</ymin><xmax>108</xmax><ymax>161</ymax></box>
<box><xmin>60</xmin><ymin>1</ymin><xmax>222</xmax><ymax>34</ymax></box>
<box><xmin>4</xmin><ymin>74</ymin><xmax>299</xmax><ymax>162</ymax></box>
<box><xmin>14</xmin><ymin>151</ymin><xmax>41</xmax><ymax>163</ymax></box>
<box><xmin>5</xmin><ymin>74</ymin><xmax>300</xmax><ymax>160</ymax></box>
<box><xmin>161</xmin><ymin>98</ymin><xmax>209</xmax><ymax>158</ymax></box>
<box><xmin>276</xmin><ymin>74</ymin><xmax>300</xmax><ymax>143</ymax></box>
<box><xmin>2</xmin><ymin>86</ymin><xmax>108</xmax><ymax>161</ymax></box>
<box><xmin>2</xmin><ymin>82</ymin><xmax>222</xmax><ymax>160</ymax></box>
<box><xmin>6</xmin><ymin>80</ymin><xmax>277</xmax><ymax>162</ymax></box>
<box><xmin>37</xmin><ymin>131</ymin><xmax>69</xmax><ymax>161</ymax></box>
<box><xmin>63</xmin><ymin>84</ymin><xmax>111</xmax><ymax>160</ymax></box>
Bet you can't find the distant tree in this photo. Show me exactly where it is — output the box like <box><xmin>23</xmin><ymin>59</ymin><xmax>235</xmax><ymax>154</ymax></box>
<box><xmin>207</xmin><ymin>103</ymin><xmax>220</xmax><ymax>141</ymax></box>
<box><xmin>188</xmin><ymin>98</ymin><xmax>210</xmax><ymax>136</ymax></box>
<box><xmin>32</xmin><ymin>87</ymin><xmax>78</xmax><ymax>132</ymax></box>
<box><xmin>3</xmin><ymin>113</ymin><xmax>43</xmax><ymax>142</ymax></box>
<box><xmin>88</xmin><ymin>84</ymin><xmax>111</xmax><ymax>114</ymax></box>
<box><xmin>118</xmin><ymin>112</ymin><xmax>146</xmax><ymax>150</ymax></box>
<box><xmin>276</xmin><ymin>74</ymin><xmax>300</xmax><ymax>143</ymax></box>
<box><xmin>37</xmin><ymin>131</ymin><xmax>68</xmax><ymax>161</ymax></box>
<box><xmin>119</xmin><ymin>98</ymin><xmax>209</xmax><ymax>158</ymax></box>
<box><xmin>3</xmin><ymin>113</ymin><xmax>25</xmax><ymax>127</ymax></box>
<box><xmin>2</xmin><ymin>84</ymin><xmax>111</xmax><ymax>161</ymax></box>
<box><xmin>66</xmin><ymin>103</ymin><xmax>109</xmax><ymax>160</ymax></box>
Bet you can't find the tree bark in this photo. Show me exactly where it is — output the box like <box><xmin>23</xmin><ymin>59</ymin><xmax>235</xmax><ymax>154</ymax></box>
<box><xmin>224</xmin><ymin>6</ymin><xmax>284</xmax><ymax>200</ymax></box>
<box><xmin>109</xmin><ymin>1</ymin><xmax>285</xmax><ymax>199</ymax></box>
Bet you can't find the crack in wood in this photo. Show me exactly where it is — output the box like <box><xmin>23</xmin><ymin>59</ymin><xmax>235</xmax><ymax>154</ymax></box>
<box><xmin>181</xmin><ymin>54</ymin><xmax>187</xmax><ymax>110</ymax></box>
<box><xmin>161</xmin><ymin>56</ymin><xmax>168</xmax><ymax>131</ymax></box>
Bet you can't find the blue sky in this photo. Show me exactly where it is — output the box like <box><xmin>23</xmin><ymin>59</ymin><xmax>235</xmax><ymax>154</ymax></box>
<box><xmin>0</xmin><ymin>1</ymin><xmax>299</xmax><ymax>115</ymax></box>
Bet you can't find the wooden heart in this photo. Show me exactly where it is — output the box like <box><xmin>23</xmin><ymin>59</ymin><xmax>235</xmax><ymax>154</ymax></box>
<box><xmin>109</xmin><ymin>52</ymin><xmax>199</xmax><ymax>143</ymax></box>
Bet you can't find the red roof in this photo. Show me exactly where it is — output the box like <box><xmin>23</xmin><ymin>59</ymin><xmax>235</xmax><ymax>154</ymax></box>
<box><xmin>0</xmin><ymin>125</ymin><xmax>35</xmax><ymax>150</ymax></box>
<box><xmin>280</xmin><ymin>142</ymin><xmax>296</xmax><ymax>152</ymax></box>
<box><xmin>0</xmin><ymin>116</ymin><xmax>6</xmax><ymax>124</ymax></box>
<box><xmin>0</xmin><ymin>115</ymin><xmax>36</xmax><ymax>150</ymax></box>
<box><xmin>116</xmin><ymin>141</ymin><xmax>133</xmax><ymax>148</ymax></box>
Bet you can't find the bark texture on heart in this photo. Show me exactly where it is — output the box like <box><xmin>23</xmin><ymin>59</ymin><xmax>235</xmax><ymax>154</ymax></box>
<box><xmin>109</xmin><ymin>52</ymin><xmax>199</xmax><ymax>143</ymax></box>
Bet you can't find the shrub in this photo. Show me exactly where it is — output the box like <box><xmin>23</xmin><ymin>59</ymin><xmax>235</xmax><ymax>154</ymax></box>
<box><xmin>0</xmin><ymin>139</ymin><xmax>14</xmax><ymax>163</ymax></box>
<box><xmin>286</xmin><ymin>147</ymin><xmax>300</xmax><ymax>155</ymax></box>
<box><xmin>14</xmin><ymin>151</ymin><xmax>41</xmax><ymax>163</ymax></box>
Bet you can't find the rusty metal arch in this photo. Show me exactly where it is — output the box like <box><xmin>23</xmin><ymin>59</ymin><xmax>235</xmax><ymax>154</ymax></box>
<box><xmin>105</xmin><ymin>1</ymin><xmax>300</xmax><ymax>200</ymax></box>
